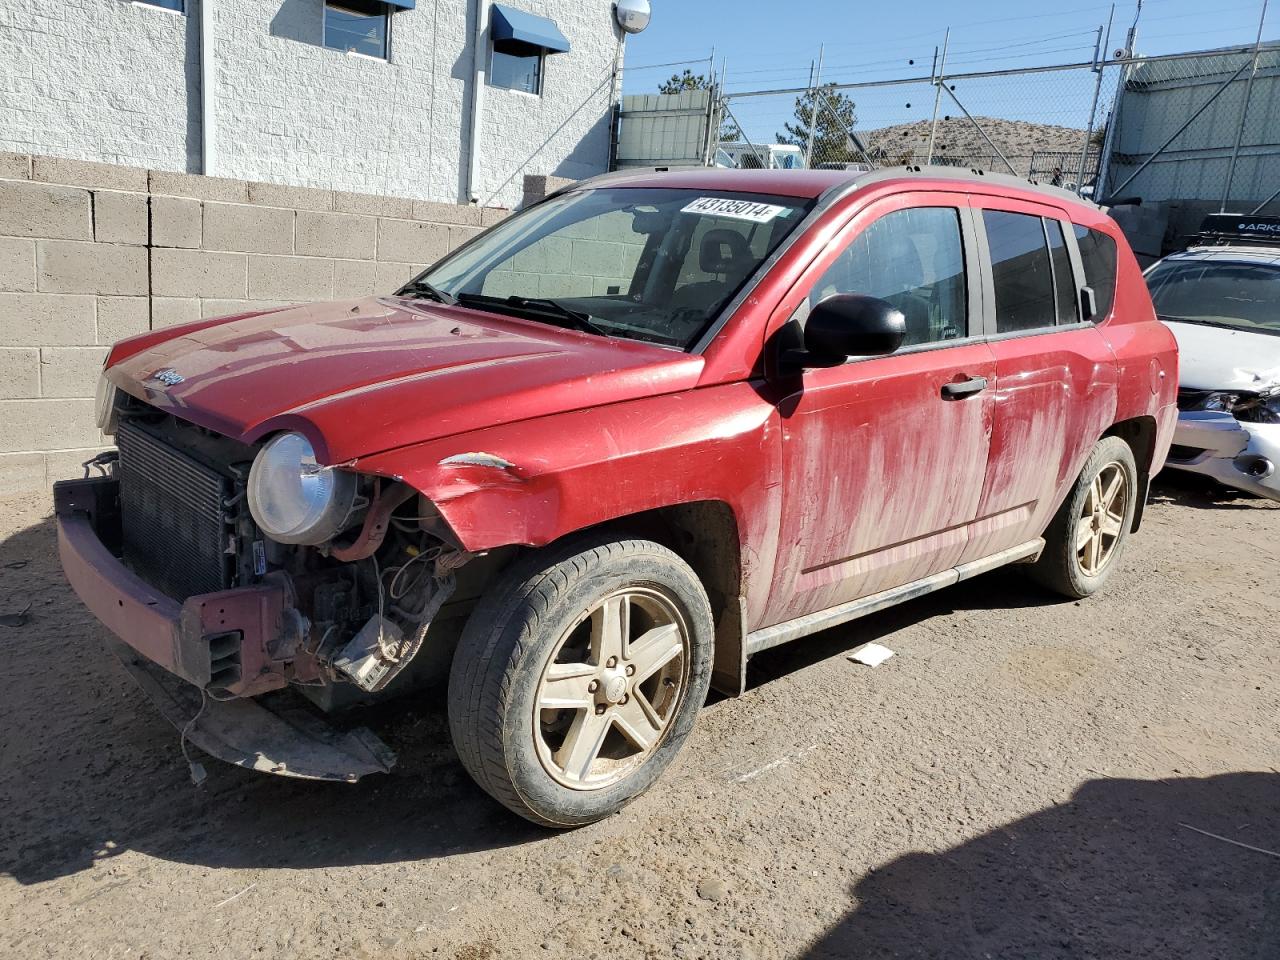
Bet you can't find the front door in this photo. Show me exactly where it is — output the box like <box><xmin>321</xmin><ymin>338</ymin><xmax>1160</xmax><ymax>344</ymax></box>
<box><xmin>762</xmin><ymin>194</ymin><xmax>997</xmax><ymax>628</ymax></box>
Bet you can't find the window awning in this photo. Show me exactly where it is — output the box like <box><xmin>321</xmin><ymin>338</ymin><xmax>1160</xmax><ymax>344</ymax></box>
<box><xmin>490</xmin><ymin>4</ymin><xmax>570</xmax><ymax>53</ymax></box>
<box><xmin>385</xmin><ymin>0</ymin><xmax>415</xmax><ymax>10</ymax></box>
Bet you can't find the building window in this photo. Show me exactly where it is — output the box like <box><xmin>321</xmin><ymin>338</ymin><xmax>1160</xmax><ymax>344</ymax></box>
<box><xmin>324</xmin><ymin>0</ymin><xmax>390</xmax><ymax>60</ymax></box>
<box><xmin>491</xmin><ymin>39</ymin><xmax>543</xmax><ymax>94</ymax></box>
<box><xmin>133</xmin><ymin>0</ymin><xmax>184</xmax><ymax>11</ymax></box>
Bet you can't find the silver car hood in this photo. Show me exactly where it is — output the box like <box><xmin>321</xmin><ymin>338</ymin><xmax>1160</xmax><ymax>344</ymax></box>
<box><xmin>1164</xmin><ymin>320</ymin><xmax>1280</xmax><ymax>392</ymax></box>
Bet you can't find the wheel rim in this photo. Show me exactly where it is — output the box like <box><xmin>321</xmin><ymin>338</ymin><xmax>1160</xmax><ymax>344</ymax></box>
<box><xmin>533</xmin><ymin>587</ymin><xmax>690</xmax><ymax>791</ymax></box>
<box><xmin>1076</xmin><ymin>461</ymin><xmax>1128</xmax><ymax>577</ymax></box>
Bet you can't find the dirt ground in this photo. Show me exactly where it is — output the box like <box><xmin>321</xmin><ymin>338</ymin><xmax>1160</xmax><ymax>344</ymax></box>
<box><xmin>1</xmin><ymin>473</ymin><xmax>1277</xmax><ymax>960</ymax></box>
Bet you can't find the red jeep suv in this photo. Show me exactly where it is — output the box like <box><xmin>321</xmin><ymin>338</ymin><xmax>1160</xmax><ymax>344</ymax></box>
<box><xmin>56</xmin><ymin>167</ymin><xmax>1177</xmax><ymax>826</ymax></box>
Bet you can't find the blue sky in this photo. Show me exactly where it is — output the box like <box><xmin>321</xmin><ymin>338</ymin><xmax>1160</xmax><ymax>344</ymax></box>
<box><xmin>619</xmin><ymin>0</ymin><xmax>1273</xmax><ymax>140</ymax></box>
<box><xmin>622</xmin><ymin>0</ymin><xmax>1272</xmax><ymax>92</ymax></box>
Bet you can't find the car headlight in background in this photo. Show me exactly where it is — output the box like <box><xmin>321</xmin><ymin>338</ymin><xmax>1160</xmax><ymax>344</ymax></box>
<box><xmin>95</xmin><ymin>371</ymin><xmax>119</xmax><ymax>436</ymax></box>
<box><xmin>1235</xmin><ymin>393</ymin><xmax>1280</xmax><ymax>425</ymax></box>
<box><xmin>1181</xmin><ymin>389</ymin><xmax>1280</xmax><ymax>425</ymax></box>
<box><xmin>247</xmin><ymin>432</ymin><xmax>359</xmax><ymax>545</ymax></box>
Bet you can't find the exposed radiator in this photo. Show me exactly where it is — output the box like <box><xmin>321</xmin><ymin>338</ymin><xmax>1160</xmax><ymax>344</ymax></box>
<box><xmin>116</xmin><ymin>420</ymin><xmax>233</xmax><ymax>601</ymax></box>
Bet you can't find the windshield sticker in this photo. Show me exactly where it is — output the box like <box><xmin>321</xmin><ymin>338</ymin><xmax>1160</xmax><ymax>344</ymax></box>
<box><xmin>681</xmin><ymin>197</ymin><xmax>786</xmax><ymax>223</ymax></box>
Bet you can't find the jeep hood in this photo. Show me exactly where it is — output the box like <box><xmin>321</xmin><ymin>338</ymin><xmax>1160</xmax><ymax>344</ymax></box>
<box><xmin>106</xmin><ymin>297</ymin><xmax>705</xmax><ymax>463</ymax></box>
<box><xmin>1164</xmin><ymin>320</ymin><xmax>1280</xmax><ymax>393</ymax></box>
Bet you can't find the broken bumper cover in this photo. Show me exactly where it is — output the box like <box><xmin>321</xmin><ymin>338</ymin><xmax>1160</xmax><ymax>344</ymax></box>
<box><xmin>1165</xmin><ymin>411</ymin><xmax>1280</xmax><ymax>502</ymax></box>
<box><xmin>54</xmin><ymin>477</ymin><xmax>396</xmax><ymax>781</ymax></box>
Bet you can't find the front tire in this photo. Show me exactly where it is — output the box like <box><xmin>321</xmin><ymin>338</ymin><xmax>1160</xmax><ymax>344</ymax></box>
<box><xmin>1030</xmin><ymin>435</ymin><xmax>1139</xmax><ymax>599</ymax></box>
<box><xmin>447</xmin><ymin>536</ymin><xmax>714</xmax><ymax>827</ymax></box>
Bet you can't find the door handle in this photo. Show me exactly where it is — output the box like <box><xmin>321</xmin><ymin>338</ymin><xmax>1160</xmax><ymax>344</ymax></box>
<box><xmin>941</xmin><ymin>376</ymin><xmax>988</xmax><ymax>400</ymax></box>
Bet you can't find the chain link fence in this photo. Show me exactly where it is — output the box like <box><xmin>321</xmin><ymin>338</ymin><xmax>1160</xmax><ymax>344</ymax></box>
<box><xmin>616</xmin><ymin>42</ymin><xmax>1280</xmax><ymax>249</ymax></box>
<box><xmin>1099</xmin><ymin>44</ymin><xmax>1280</xmax><ymax>211</ymax></box>
<box><xmin>715</xmin><ymin>61</ymin><xmax>1122</xmax><ymax>196</ymax></box>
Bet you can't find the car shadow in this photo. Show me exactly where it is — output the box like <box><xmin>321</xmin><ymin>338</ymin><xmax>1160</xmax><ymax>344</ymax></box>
<box><xmin>0</xmin><ymin>506</ymin><xmax>1085</xmax><ymax>886</ymax></box>
<box><xmin>801</xmin><ymin>771</ymin><xmax>1280</xmax><ymax>959</ymax></box>
<box><xmin>0</xmin><ymin>511</ymin><xmax>541</xmax><ymax>887</ymax></box>
<box><xmin>746</xmin><ymin>564</ymin><xmax>1061</xmax><ymax>690</ymax></box>
<box><xmin>1150</xmin><ymin>470</ymin><xmax>1277</xmax><ymax>510</ymax></box>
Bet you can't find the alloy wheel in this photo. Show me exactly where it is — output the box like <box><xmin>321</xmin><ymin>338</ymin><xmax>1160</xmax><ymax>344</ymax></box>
<box><xmin>533</xmin><ymin>588</ymin><xmax>689</xmax><ymax>791</ymax></box>
<box><xmin>1076</xmin><ymin>461</ymin><xmax>1128</xmax><ymax>577</ymax></box>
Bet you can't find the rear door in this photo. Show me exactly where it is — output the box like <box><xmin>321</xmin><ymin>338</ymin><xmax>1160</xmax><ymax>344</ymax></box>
<box><xmin>761</xmin><ymin>192</ymin><xmax>998</xmax><ymax>627</ymax></box>
<box><xmin>962</xmin><ymin>199</ymin><xmax>1117</xmax><ymax>562</ymax></box>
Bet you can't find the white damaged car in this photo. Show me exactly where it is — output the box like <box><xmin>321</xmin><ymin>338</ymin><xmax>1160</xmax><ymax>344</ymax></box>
<box><xmin>1146</xmin><ymin>214</ymin><xmax>1279</xmax><ymax>502</ymax></box>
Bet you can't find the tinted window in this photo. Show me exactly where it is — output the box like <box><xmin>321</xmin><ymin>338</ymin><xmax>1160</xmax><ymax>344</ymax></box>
<box><xmin>1145</xmin><ymin>260</ymin><xmax>1279</xmax><ymax>334</ymax></box>
<box><xmin>325</xmin><ymin>0</ymin><xmax>388</xmax><ymax>58</ymax></box>
<box><xmin>1047</xmin><ymin>219</ymin><xmax>1078</xmax><ymax>325</ymax></box>
<box><xmin>491</xmin><ymin>40</ymin><xmax>543</xmax><ymax>94</ymax></box>
<box><xmin>984</xmin><ymin>210</ymin><xmax>1056</xmax><ymax>333</ymax></box>
<box><xmin>1072</xmin><ymin>224</ymin><xmax>1118</xmax><ymax>319</ymax></box>
<box><xmin>812</xmin><ymin>207</ymin><xmax>968</xmax><ymax>346</ymax></box>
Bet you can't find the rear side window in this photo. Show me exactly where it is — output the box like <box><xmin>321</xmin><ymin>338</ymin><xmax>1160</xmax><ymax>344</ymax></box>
<box><xmin>1072</xmin><ymin>224</ymin><xmax>1118</xmax><ymax>319</ymax></box>
<box><xmin>1047</xmin><ymin>220</ymin><xmax>1079</xmax><ymax>325</ymax></box>
<box><xmin>983</xmin><ymin>210</ymin><xmax>1056</xmax><ymax>333</ymax></box>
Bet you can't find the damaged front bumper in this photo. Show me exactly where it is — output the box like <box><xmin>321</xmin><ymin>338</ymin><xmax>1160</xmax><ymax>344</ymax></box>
<box><xmin>1165</xmin><ymin>411</ymin><xmax>1280</xmax><ymax>502</ymax></box>
<box><xmin>54</xmin><ymin>476</ymin><xmax>396</xmax><ymax>782</ymax></box>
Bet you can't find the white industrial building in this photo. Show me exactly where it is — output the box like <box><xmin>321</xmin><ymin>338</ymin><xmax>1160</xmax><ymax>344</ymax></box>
<box><xmin>0</xmin><ymin>0</ymin><xmax>631</xmax><ymax>208</ymax></box>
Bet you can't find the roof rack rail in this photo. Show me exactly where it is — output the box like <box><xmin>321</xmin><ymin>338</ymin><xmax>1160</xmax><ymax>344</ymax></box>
<box><xmin>1195</xmin><ymin>213</ymin><xmax>1280</xmax><ymax>248</ymax></box>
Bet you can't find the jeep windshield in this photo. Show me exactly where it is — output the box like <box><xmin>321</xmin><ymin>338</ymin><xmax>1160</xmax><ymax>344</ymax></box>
<box><xmin>1146</xmin><ymin>259</ymin><xmax>1280</xmax><ymax>336</ymax></box>
<box><xmin>407</xmin><ymin>187</ymin><xmax>813</xmax><ymax>350</ymax></box>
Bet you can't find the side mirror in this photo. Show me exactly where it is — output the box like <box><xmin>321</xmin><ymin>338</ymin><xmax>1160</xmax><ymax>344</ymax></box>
<box><xmin>1080</xmin><ymin>285</ymin><xmax>1099</xmax><ymax>322</ymax></box>
<box><xmin>786</xmin><ymin>294</ymin><xmax>907</xmax><ymax>368</ymax></box>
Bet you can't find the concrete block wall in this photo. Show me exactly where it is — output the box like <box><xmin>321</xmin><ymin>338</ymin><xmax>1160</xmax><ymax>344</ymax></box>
<box><xmin>0</xmin><ymin>0</ymin><xmax>620</xmax><ymax>210</ymax></box>
<box><xmin>0</xmin><ymin>152</ymin><xmax>508</xmax><ymax>498</ymax></box>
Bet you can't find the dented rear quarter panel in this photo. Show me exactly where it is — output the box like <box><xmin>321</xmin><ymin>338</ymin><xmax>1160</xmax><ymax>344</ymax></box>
<box><xmin>1092</xmin><ymin>214</ymin><xmax>1180</xmax><ymax>475</ymax></box>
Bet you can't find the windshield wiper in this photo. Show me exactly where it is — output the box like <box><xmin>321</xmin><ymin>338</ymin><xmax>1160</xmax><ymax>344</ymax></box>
<box><xmin>398</xmin><ymin>278</ymin><xmax>457</xmax><ymax>305</ymax></box>
<box><xmin>456</xmin><ymin>293</ymin><xmax>610</xmax><ymax>337</ymax></box>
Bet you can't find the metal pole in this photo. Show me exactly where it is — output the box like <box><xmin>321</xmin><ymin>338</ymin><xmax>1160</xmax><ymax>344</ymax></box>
<box><xmin>1251</xmin><ymin>184</ymin><xmax>1280</xmax><ymax>214</ymax></box>
<box><xmin>942</xmin><ymin>84</ymin><xmax>1017</xmax><ymax>175</ymax></box>
<box><xmin>816</xmin><ymin>88</ymin><xmax>875</xmax><ymax>167</ymax></box>
<box><xmin>1106</xmin><ymin>56</ymin><xmax>1254</xmax><ymax>201</ymax></box>
<box><xmin>1076</xmin><ymin>7</ymin><xmax>1114</xmax><ymax>195</ymax></box>
<box><xmin>1221</xmin><ymin>0</ymin><xmax>1268</xmax><ymax>211</ymax></box>
<box><xmin>927</xmin><ymin>28</ymin><xmax>950</xmax><ymax>164</ymax></box>
<box><xmin>804</xmin><ymin>44</ymin><xmax>824</xmax><ymax>168</ymax></box>
<box><xmin>700</xmin><ymin>47</ymin><xmax>717</xmax><ymax>166</ymax></box>
<box><xmin>200</xmin><ymin>0</ymin><xmax>215</xmax><ymax>175</ymax></box>
<box><xmin>721</xmin><ymin>100</ymin><xmax>768</xmax><ymax>169</ymax></box>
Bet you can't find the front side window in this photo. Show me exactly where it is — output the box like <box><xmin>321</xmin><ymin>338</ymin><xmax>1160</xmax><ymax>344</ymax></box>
<box><xmin>491</xmin><ymin>39</ymin><xmax>543</xmax><ymax>94</ymax></box>
<box><xmin>984</xmin><ymin>210</ymin><xmax>1056</xmax><ymax>334</ymax></box>
<box><xmin>1145</xmin><ymin>260</ymin><xmax>1279</xmax><ymax>335</ymax></box>
<box><xmin>810</xmin><ymin>206</ymin><xmax>968</xmax><ymax>347</ymax></box>
<box><xmin>325</xmin><ymin>0</ymin><xmax>389</xmax><ymax>59</ymax></box>
<box><xmin>1073</xmin><ymin>224</ymin><xmax>1118</xmax><ymax>319</ymax></box>
<box><xmin>415</xmin><ymin>188</ymin><xmax>813</xmax><ymax>350</ymax></box>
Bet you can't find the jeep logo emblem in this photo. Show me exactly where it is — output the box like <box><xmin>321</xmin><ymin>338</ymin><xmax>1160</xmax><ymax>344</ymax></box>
<box><xmin>151</xmin><ymin>368</ymin><xmax>184</xmax><ymax>386</ymax></box>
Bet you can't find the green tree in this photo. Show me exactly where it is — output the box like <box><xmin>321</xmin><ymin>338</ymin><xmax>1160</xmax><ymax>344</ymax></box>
<box><xmin>658</xmin><ymin>70</ymin><xmax>709</xmax><ymax>94</ymax></box>
<box><xmin>777</xmin><ymin>83</ymin><xmax>858</xmax><ymax>164</ymax></box>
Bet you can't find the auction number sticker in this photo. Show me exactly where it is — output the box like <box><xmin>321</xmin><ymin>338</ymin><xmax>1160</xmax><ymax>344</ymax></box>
<box><xmin>681</xmin><ymin>197</ymin><xmax>786</xmax><ymax>223</ymax></box>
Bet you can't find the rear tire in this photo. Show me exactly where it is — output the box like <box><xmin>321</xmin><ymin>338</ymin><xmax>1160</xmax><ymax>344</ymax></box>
<box><xmin>1030</xmin><ymin>435</ymin><xmax>1138</xmax><ymax>600</ymax></box>
<box><xmin>447</xmin><ymin>535</ymin><xmax>714</xmax><ymax>827</ymax></box>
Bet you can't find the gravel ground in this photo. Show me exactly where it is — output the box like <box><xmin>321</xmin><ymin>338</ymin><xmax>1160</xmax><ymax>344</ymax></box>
<box><xmin>1</xmin><ymin>473</ymin><xmax>1277</xmax><ymax>960</ymax></box>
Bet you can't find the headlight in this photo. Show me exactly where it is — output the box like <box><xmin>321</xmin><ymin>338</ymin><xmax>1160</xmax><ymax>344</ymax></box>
<box><xmin>1199</xmin><ymin>392</ymin><xmax>1240</xmax><ymax>413</ymax></box>
<box><xmin>247</xmin><ymin>432</ymin><xmax>358</xmax><ymax>545</ymax></box>
<box><xmin>95</xmin><ymin>371</ymin><xmax>119</xmax><ymax>436</ymax></box>
<box><xmin>1236</xmin><ymin>394</ymin><xmax>1280</xmax><ymax>425</ymax></box>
